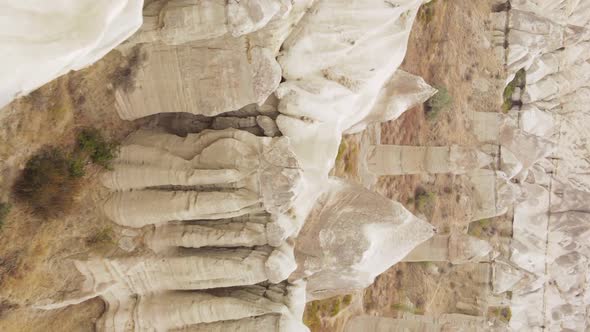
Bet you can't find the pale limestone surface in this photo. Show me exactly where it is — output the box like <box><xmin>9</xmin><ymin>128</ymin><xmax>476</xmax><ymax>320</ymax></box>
<box><xmin>467</xmin><ymin>169</ymin><xmax>521</xmax><ymax>222</ymax></box>
<box><xmin>344</xmin><ymin>314</ymin><xmax>488</xmax><ymax>332</ymax></box>
<box><xmin>291</xmin><ymin>178</ymin><xmax>435</xmax><ymax>301</ymax></box>
<box><xmin>131</xmin><ymin>0</ymin><xmax>293</xmax><ymax>45</ymax></box>
<box><xmin>0</xmin><ymin>0</ymin><xmax>144</xmax><ymax>109</ymax></box>
<box><xmin>28</xmin><ymin>1</ymin><xmax>441</xmax><ymax>330</ymax></box>
<box><xmin>275</xmin><ymin>0</ymin><xmax>429</xmax><ymax>179</ymax></box>
<box><xmin>97</xmin><ymin>282</ymin><xmax>309</xmax><ymax>332</ymax></box>
<box><xmin>367</xmin><ymin>145</ymin><xmax>492</xmax><ymax>176</ymax></box>
<box><xmin>495</xmin><ymin>2</ymin><xmax>590</xmax><ymax>329</ymax></box>
<box><xmin>402</xmin><ymin>233</ymin><xmax>492</xmax><ymax>265</ymax></box>
<box><xmin>115</xmin><ymin>0</ymin><xmax>314</xmax><ymax>120</ymax></box>
<box><xmin>345</xmin><ymin>70</ymin><xmax>437</xmax><ymax>134</ymax></box>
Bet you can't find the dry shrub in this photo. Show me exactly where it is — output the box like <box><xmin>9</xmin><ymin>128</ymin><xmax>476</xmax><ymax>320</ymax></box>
<box><xmin>0</xmin><ymin>202</ymin><xmax>10</xmax><ymax>229</ymax></box>
<box><xmin>86</xmin><ymin>227</ymin><xmax>114</xmax><ymax>246</ymax></box>
<box><xmin>13</xmin><ymin>149</ymin><xmax>80</xmax><ymax>219</ymax></box>
<box><xmin>110</xmin><ymin>45</ymin><xmax>146</xmax><ymax>92</ymax></box>
<box><xmin>424</xmin><ymin>86</ymin><xmax>453</xmax><ymax>120</ymax></box>
<box><xmin>76</xmin><ymin>128</ymin><xmax>118</xmax><ymax>169</ymax></box>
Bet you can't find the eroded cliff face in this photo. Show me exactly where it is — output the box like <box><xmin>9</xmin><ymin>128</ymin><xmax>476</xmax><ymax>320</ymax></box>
<box><xmin>489</xmin><ymin>1</ymin><xmax>590</xmax><ymax>330</ymax></box>
<box><xmin>4</xmin><ymin>0</ymin><xmax>590</xmax><ymax>331</ymax></box>
<box><xmin>0</xmin><ymin>0</ymin><xmax>144</xmax><ymax>109</ymax></box>
<box><xmin>26</xmin><ymin>0</ymin><xmax>437</xmax><ymax>331</ymax></box>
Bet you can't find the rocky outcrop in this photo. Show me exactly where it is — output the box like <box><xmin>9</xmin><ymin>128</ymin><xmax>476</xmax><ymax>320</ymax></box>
<box><xmin>366</xmin><ymin>144</ymin><xmax>492</xmax><ymax>176</ymax></box>
<box><xmin>403</xmin><ymin>233</ymin><xmax>493</xmax><ymax>265</ymax></box>
<box><xmin>115</xmin><ymin>0</ymin><xmax>314</xmax><ymax>119</ymax></box>
<box><xmin>45</xmin><ymin>128</ymin><xmax>434</xmax><ymax>330</ymax></box>
<box><xmin>0</xmin><ymin>0</ymin><xmax>143</xmax><ymax>109</ymax></box>
<box><xmin>487</xmin><ymin>2</ymin><xmax>590</xmax><ymax>330</ymax></box>
<box><xmin>29</xmin><ymin>0</ymin><xmax>439</xmax><ymax>330</ymax></box>
<box><xmin>275</xmin><ymin>0</ymin><xmax>427</xmax><ymax>177</ymax></box>
<box><xmin>344</xmin><ymin>313</ymin><xmax>488</xmax><ymax>332</ymax></box>
<box><xmin>291</xmin><ymin>178</ymin><xmax>435</xmax><ymax>301</ymax></box>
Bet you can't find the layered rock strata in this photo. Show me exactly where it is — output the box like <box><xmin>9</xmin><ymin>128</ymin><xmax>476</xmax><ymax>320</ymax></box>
<box><xmin>31</xmin><ymin>0</ymin><xmax>440</xmax><ymax>331</ymax></box>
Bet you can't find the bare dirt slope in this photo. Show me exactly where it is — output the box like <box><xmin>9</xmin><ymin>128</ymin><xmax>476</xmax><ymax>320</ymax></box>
<box><xmin>312</xmin><ymin>0</ymin><xmax>506</xmax><ymax>330</ymax></box>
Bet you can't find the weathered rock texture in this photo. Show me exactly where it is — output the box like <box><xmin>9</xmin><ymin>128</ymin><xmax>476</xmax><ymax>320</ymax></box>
<box><xmin>47</xmin><ymin>127</ymin><xmax>434</xmax><ymax>331</ymax></box>
<box><xmin>291</xmin><ymin>178</ymin><xmax>435</xmax><ymax>301</ymax></box>
<box><xmin>115</xmin><ymin>0</ymin><xmax>314</xmax><ymax>119</ymax></box>
<box><xmin>367</xmin><ymin>144</ymin><xmax>492</xmax><ymax>175</ymax></box>
<box><xmin>275</xmin><ymin>0</ymin><xmax>429</xmax><ymax>177</ymax></box>
<box><xmin>402</xmin><ymin>233</ymin><xmax>492</xmax><ymax>265</ymax></box>
<box><xmin>344</xmin><ymin>313</ymin><xmax>488</xmax><ymax>332</ymax></box>
<box><xmin>488</xmin><ymin>1</ymin><xmax>590</xmax><ymax>330</ymax></box>
<box><xmin>0</xmin><ymin>0</ymin><xmax>143</xmax><ymax>109</ymax></box>
<box><xmin>31</xmin><ymin>0</ymin><xmax>440</xmax><ymax>331</ymax></box>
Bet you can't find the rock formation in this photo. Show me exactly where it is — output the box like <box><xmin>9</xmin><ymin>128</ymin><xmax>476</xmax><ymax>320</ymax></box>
<box><xmin>403</xmin><ymin>232</ymin><xmax>492</xmax><ymax>265</ymax></box>
<box><xmin>344</xmin><ymin>313</ymin><xmax>488</xmax><ymax>332</ymax></box>
<box><xmin>115</xmin><ymin>0</ymin><xmax>313</xmax><ymax>119</ymax></box>
<box><xmin>291</xmin><ymin>178</ymin><xmax>435</xmax><ymax>301</ymax></box>
<box><xmin>467</xmin><ymin>169</ymin><xmax>521</xmax><ymax>222</ymax></box>
<box><xmin>43</xmin><ymin>126</ymin><xmax>434</xmax><ymax>330</ymax></box>
<box><xmin>488</xmin><ymin>1</ymin><xmax>590</xmax><ymax>330</ymax></box>
<box><xmin>0</xmin><ymin>0</ymin><xmax>143</xmax><ymax>109</ymax></box>
<box><xmin>366</xmin><ymin>144</ymin><xmax>492</xmax><ymax>176</ymax></box>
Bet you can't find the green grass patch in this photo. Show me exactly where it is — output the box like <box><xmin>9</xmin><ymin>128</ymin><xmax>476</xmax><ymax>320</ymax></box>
<box><xmin>425</xmin><ymin>86</ymin><xmax>453</xmax><ymax>120</ymax></box>
<box><xmin>415</xmin><ymin>190</ymin><xmax>437</xmax><ymax>214</ymax></box>
<box><xmin>304</xmin><ymin>295</ymin><xmax>353</xmax><ymax>329</ymax></box>
<box><xmin>502</xmin><ymin>69</ymin><xmax>526</xmax><ymax>113</ymax></box>
<box><xmin>391</xmin><ymin>303</ymin><xmax>425</xmax><ymax>315</ymax></box>
<box><xmin>342</xmin><ymin>294</ymin><xmax>353</xmax><ymax>306</ymax></box>
<box><xmin>76</xmin><ymin>128</ymin><xmax>118</xmax><ymax>169</ymax></box>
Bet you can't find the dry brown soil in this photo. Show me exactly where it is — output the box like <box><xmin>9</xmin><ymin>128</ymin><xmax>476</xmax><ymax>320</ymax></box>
<box><xmin>0</xmin><ymin>49</ymin><xmax>149</xmax><ymax>331</ymax></box>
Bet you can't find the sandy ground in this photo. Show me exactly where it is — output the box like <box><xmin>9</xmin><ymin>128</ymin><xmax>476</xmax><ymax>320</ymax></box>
<box><xmin>312</xmin><ymin>0</ymin><xmax>507</xmax><ymax>330</ymax></box>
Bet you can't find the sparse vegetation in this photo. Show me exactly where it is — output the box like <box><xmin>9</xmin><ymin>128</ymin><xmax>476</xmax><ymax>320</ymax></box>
<box><xmin>110</xmin><ymin>45</ymin><xmax>146</xmax><ymax>92</ymax></box>
<box><xmin>76</xmin><ymin>128</ymin><xmax>118</xmax><ymax>169</ymax></box>
<box><xmin>424</xmin><ymin>86</ymin><xmax>453</xmax><ymax>120</ymax></box>
<box><xmin>13</xmin><ymin>128</ymin><xmax>118</xmax><ymax>219</ymax></box>
<box><xmin>468</xmin><ymin>218</ymin><xmax>494</xmax><ymax>238</ymax></box>
<box><xmin>489</xmin><ymin>306</ymin><xmax>512</xmax><ymax>323</ymax></box>
<box><xmin>13</xmin><ymin>148</ymin><xmax>81</xmax><ymax>218</ymax></box>
<box><xmin>418</xmin><ymin>0</ymin><xmax>438</xmax><ymax>24</ymax></box>
<box><xmin>391</xmin><ymin>302</ymin><xmax>425</xmax><ymax>315</ymax></box>
<box><xmin>342</xmin><ymin>294</ymin><xmax>353</xmax><ymax>306</ymax></box>
<box><xmin>86</xmin><ymin>227</ymin><xmax>114</xmax><ymax>246</ymax></box>
<box><xmin>335</xmin><ymin>138</ymin><xmax>359</xmax><ymax>177</ymax></box>
<box><xmin>0</xmin><ymin>299</ymin><xmax>18</xmax><ymax>319</ymax></box>
<box><xmin>303</xmin><ymin>295</ymin><xmax>353</xmax><ymax>329</ymax></box>
<box><xmin>0</xmin><ymin>251</ymin><xmax>22</xmax><ymax>287</ymax></box>
<box><xmin>414</xmin><ymin>189</ymin><xmax>437</xmax><ymax>214</ymax></box>
<box><xmin>0</xmin><ymin>202</ymin><xmax>10</xmax><ymax>229</ymax></box>
<box><xmin>502</xmin><ymin>69</ymin><xmax>526</xmax><ymax>113</ymax></box>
